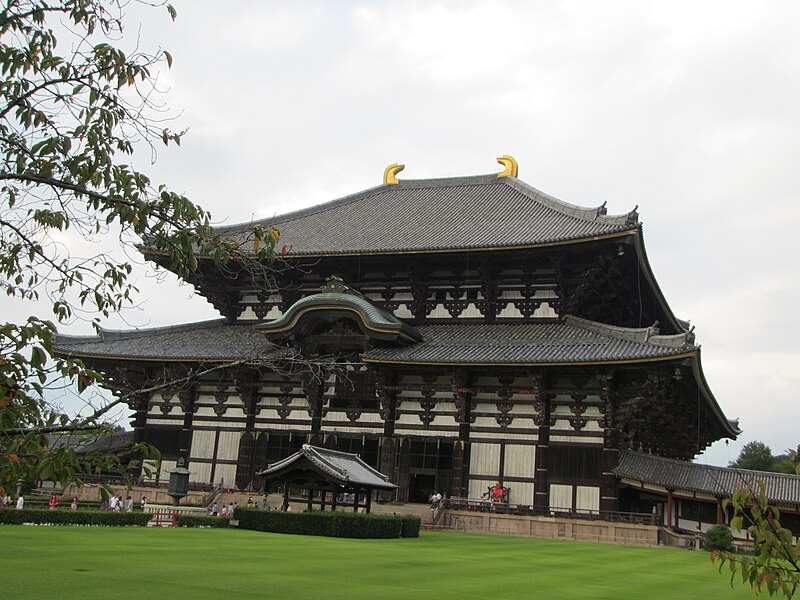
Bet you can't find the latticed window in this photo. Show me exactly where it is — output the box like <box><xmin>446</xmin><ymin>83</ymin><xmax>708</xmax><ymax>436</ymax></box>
<box><xmin>410</xmin><ymin>440</ymin><xmax>452</xmax><ymax>470</ymax></box>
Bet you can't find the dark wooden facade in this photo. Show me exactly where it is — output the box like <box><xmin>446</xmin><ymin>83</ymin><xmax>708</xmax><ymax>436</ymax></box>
<box><xmin>55</xmin><ymin>168</ymin><xmax>738</xmax><ymax>512</ymax></box>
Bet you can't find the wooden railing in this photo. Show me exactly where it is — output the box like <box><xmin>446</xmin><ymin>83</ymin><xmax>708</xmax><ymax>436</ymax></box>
<box><xmin>443</xmin><ymin>497</ymin><xmax>661</xmax><ymax>526</ymax></box>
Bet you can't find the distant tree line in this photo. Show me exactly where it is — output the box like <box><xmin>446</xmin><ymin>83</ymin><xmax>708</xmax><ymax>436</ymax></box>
<box><xmin>729</xmin><ymin>441</ymin><xmax>800</xmax><ymax>474</ymax></box>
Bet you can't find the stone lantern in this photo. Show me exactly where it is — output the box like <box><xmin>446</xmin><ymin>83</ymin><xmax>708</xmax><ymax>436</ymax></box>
<box><xmin>168</xmin><ymin>457</ymin><xmax>190</xmax><ymax>506</ymax></box>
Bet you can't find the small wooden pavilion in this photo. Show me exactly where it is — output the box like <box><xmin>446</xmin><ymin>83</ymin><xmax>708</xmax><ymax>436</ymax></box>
<box><xmin>257</xmin><ymin>444</ymin><xmax>397</xmax><ymax>514</ymax></box>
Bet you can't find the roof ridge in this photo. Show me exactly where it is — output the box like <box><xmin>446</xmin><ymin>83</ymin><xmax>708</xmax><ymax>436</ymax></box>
<box><xmin>217</xmin><ymin>174</ymin><xmax>501</xmax><ymax>232</ymax></box>
<box><xmin>564</xmin><ymin>315</ymin><xmax>692</xmax><ymax>348</ymax></box>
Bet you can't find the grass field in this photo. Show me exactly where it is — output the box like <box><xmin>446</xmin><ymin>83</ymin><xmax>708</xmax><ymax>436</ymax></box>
<box><xmin>3</xmin><ymin>526</ymin><xmax>755</xmax><ymax>599</ymax></box>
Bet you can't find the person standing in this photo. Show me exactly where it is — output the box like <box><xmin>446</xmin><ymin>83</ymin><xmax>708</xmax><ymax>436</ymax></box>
<box><xmin>48</xmin><ymin>495</ymin><xmax>58</xmax><ymax>510</ymax></box>
<box><xmin>70</xmin><ymin>497</ymin><xmax>78</xmax><ymax>511</ymax></box>
<box><xmin>15</xmin><ymin>495</ymin><xmax>24</xmax><ymax>510</ymax></box>
<box><xmin>108</xmin><ymin>495</ymin><xmax>118</xmax><ymax>511</ymax></box>
<box><xmin>125</xmin><ymin>496</ymin><xmax>133</xmax><ymax>512</ymax></box>
<box><xmin>140</xmin><ymin>496</ymin><xmax>147</xmax><ymax>511</ymax></box>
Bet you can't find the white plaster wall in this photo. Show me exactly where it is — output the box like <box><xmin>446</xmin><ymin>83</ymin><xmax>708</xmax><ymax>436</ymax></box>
<box><xmin>190</xmin><ymin>430</ymin><xmax>216</xmax><ymax>461</ymax></box>
<box><xmin>216</xmin><ymin>431</ymin><xmax>241</xmax><ymax>462</ymax></box>
<box><xmin>457</xmin><ymin>303</ymin><xmax>483</xmax><ymax>318</ymax></box>
<box><xmin>550</xmin><ymin>484</ymin><xmax>572</xmax><ymax>510</ymax></box>
<box><xmin>190</xmin><ymin>461</ymin><xmax>211</xmax><ymax>484</ymax></box>
<box><xmin>468</xmin><ymin>478</ymin><xmax>495</xmax><ymax>499</ymax></box>
<box><xmin>510</xmin><ymin>482</ymin><xmax>535</xmax><ymax>506</ymax></box>
<box><xmin>504</xmin><ymin>444</ymin><xmax>535</xmax><ymax>478</ymax></box>
<box><xmin>214</xmin><ymin>463</ymin><xmax>236</xmax><ymax>487</ymax></box>
<box><xmin>576</xmin><ymin>486</ymin><xmax>600</xmax><ymax>512</ymax></box>
<box><xmin>157</xmin><ymin>459</ymin><xmax>177</xmax><ymax>482</ymax></box>
<box><xmin>470</xmin><ymin>442</ymin><xmax>500</xmax><ymax>478</ymax></box>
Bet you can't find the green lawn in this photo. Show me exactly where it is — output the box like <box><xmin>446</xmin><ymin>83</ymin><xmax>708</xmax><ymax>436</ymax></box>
<box><xmin>3</xmin><ymin>526</ymin><xmax>754</xmax><ymax>599</ymax></box>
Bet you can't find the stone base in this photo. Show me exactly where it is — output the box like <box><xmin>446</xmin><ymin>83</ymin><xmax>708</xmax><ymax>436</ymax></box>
<box><xmin>443</xmin><ymin>510</ymin><xmax>660</xmax><ymax>546</ymax></box>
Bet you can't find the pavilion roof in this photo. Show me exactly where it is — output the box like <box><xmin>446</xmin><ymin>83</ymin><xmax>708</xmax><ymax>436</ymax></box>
<box><xmin>257</xmin><ymin>444</ymin><xmax>397</xmax><ymax>491</ymax></box>
<box><xmin>212</xmin><ymin>174</ymin><xmax>639</xmax><ymax>257</ymax></box>
<box><xmin>614</xmin><ymin>451</ymin><xmax>800</xmax><ymax>505</ymax></box>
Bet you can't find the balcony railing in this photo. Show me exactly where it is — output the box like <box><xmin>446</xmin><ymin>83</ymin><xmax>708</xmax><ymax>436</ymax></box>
<box><xmin>444</xmin><ymin>497</ymin><xmax>661</xmax><ymax>526</ymax></box>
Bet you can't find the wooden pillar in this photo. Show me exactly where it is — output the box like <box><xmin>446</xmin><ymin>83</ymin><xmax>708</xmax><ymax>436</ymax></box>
<box><xmin>598</xmin><ymin>373</ymin><xmax>620</xmax><ymax>513</ymax></box>
<box><xmin>307</xmin><ymin>489</ymin><xmax>314</xmax><ymax>512</ymax></box>
<box><xmin>378</xmin><ymin>437</ymin><xmax>398</xmax><ymax>502</ymax></box>
<box><xmin>282</xmin><ymin>484</ymin><xmax>289</xmax><ymax>512</ymax></box>
<box><xmin>178</xmin><ymin>386</ymin><xmax>196</xmax><ymax>466</ymax></box>
<box><xmin>377</xmin><ymin>368</ymin><xmax>398</xmax><ymax>502</ymax></box>
<box><xmin>716</xmin><ymin>498</ymin><xmax>723</xmax><ymax>524</ymax></box>
<box><xmin>332</xmin><ymin>492</ymin><xmax>338</xmax><ymax>511</ymax></box>
<box><xmin>533</xmin><ymin>374</ymin><xmax>551</xmax><ymax>511</ymax></box>
<box><xmin>452</xmin><ymin>370</ymin><xmax>472</xmax><ymax>497</ymax></box>
<box><xmin>365</xmin><ymin>490</ymin><xmax>372</xmax><ymax>514</ymax></box>
<box><xmin>667</xmin><ymin>489</ymin><xmax>673</xmax><ymax>529</ymax></box>
<box><xmin>302</xmin><ymin>374</ymin><xmax>324</xmax><ymax>441</ymax></box>
<box><xmin>396</xmin><ymin>439</ymin><xmax>411</xmax><ymax>502</ymax></box>
<box><xmin>352</xmin><ymin>491</ymin><xmax>359</xmax><ymax>513</ymax></box>
<box><xmin>209</xmin><ymin>427</ymin><xmax>221</xmax><ymax>483</ymax></box>
<box><xmin>131</xmin><ymin>395</ymin><xmax>150</xmax><ymax>444</ymax></box>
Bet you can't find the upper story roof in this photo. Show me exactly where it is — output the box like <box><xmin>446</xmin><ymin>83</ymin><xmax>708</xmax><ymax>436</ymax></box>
<box><xmin>214</xmin><ymin>174</ymin><xmax>640</xmax><ymax>257</ymax></box>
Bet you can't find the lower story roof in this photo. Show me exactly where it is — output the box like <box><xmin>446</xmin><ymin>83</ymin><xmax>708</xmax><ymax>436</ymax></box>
<box><xmin>53</xmin><ymin>315</ymin><xmax>693</xmax><ymax>365</ymax></box>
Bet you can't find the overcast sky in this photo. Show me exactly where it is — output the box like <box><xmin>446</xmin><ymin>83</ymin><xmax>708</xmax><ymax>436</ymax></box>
<box><xmin>7</xmin><ymin>1</ymin><xmax>799</xmax><ymax>466</ymax></box>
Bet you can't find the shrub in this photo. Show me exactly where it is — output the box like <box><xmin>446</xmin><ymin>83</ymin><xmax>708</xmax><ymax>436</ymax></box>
<box><xmin>177</xmin><ymin>515</ymin><xmax>231</xmax><ymax>528</ymax></box>
<box><xmin>0</xmin><ymin>509</ymin><xmax>151</xmax><ymax>527</ymax></box>
<box><xmin>234</xmin><ymin>508</ymin><xmax>420</xmax><ymax>539</ymax></box>
<box><xmin>704</xmin><ymin>524</ymin><xmax>734</xmax><ymax>552</ymax></box>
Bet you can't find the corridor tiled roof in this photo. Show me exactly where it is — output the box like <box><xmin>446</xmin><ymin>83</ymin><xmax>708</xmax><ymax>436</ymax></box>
<box><xmin>614</xmin><ymin>451</ymin><xmax>800</xmax><ymax>505</ymax></box>
<box><xmin>213</xmin><ymin>174</ymin><xmax>639</xmax><ymax>256</ymax></box>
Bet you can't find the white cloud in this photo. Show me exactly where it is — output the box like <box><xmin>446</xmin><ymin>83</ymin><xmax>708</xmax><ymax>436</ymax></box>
<box><xmin>5</xmin><ymin>0</ymin><xmax>799</xmax><ymax>462</ymax></box>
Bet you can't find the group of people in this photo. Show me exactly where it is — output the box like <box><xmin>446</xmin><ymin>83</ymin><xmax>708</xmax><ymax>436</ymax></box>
<box><xmin>106</xmin><ymin>495</ymin><xmax>146</xmax><ymax>512</ymax></box>
<box><xmin>429</xmin><ymin>491</ymin><xmax>443</xmax><ymax>511</ymax></box>
<box><xmin>3</xmin><ymin>494</ymin><xmax>24</xmax><ymax>510</ymax></box>
<box><xmin>210</xmin><ymin>501</ymin><xmax>237</xmax><ymax>516</ymax></box>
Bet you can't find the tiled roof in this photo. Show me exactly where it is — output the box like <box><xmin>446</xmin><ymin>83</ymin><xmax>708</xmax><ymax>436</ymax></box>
<box><xmin>361</xmin><ymin>316</ymin><xmax>694</xmax><ymax>365</ymax></box>
<box><xmin>53</xmin><ymin>320</ymin><xmax>287</xmax><ymax>362</ymax></box>
<box><xmin>614</xmin><ymin>451</ymin><xmax>800</xmax><ymax>505</ymax></box>
<box><xmin>53</xmin><ymin>316</ymin><xmax>691</xmax><ymax>364</ymax></box>
<box><xmin>258</xmin><ymin>444</ymin><xmax>396</xmax><ymax>490</ymax></box>
<box><xmin>215</xmin><ymin>174</ymin><xmax>639</xmax><ymax>256</ymax></box>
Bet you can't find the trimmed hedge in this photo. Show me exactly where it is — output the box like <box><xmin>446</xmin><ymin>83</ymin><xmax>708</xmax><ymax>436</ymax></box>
<box><xmin>0</xmin><ymin>508</ymin><xmax>151</xmax><ymax>526</ymax></box>
<box><xmin>177</xmin><ymin>515</ymin><xmax>231</xmax><ymax>528</ymax></box>
<box><xmin>234</xmin><ymin>508</ymin><xmax>420</xmax><ymax>539</ymax></box>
